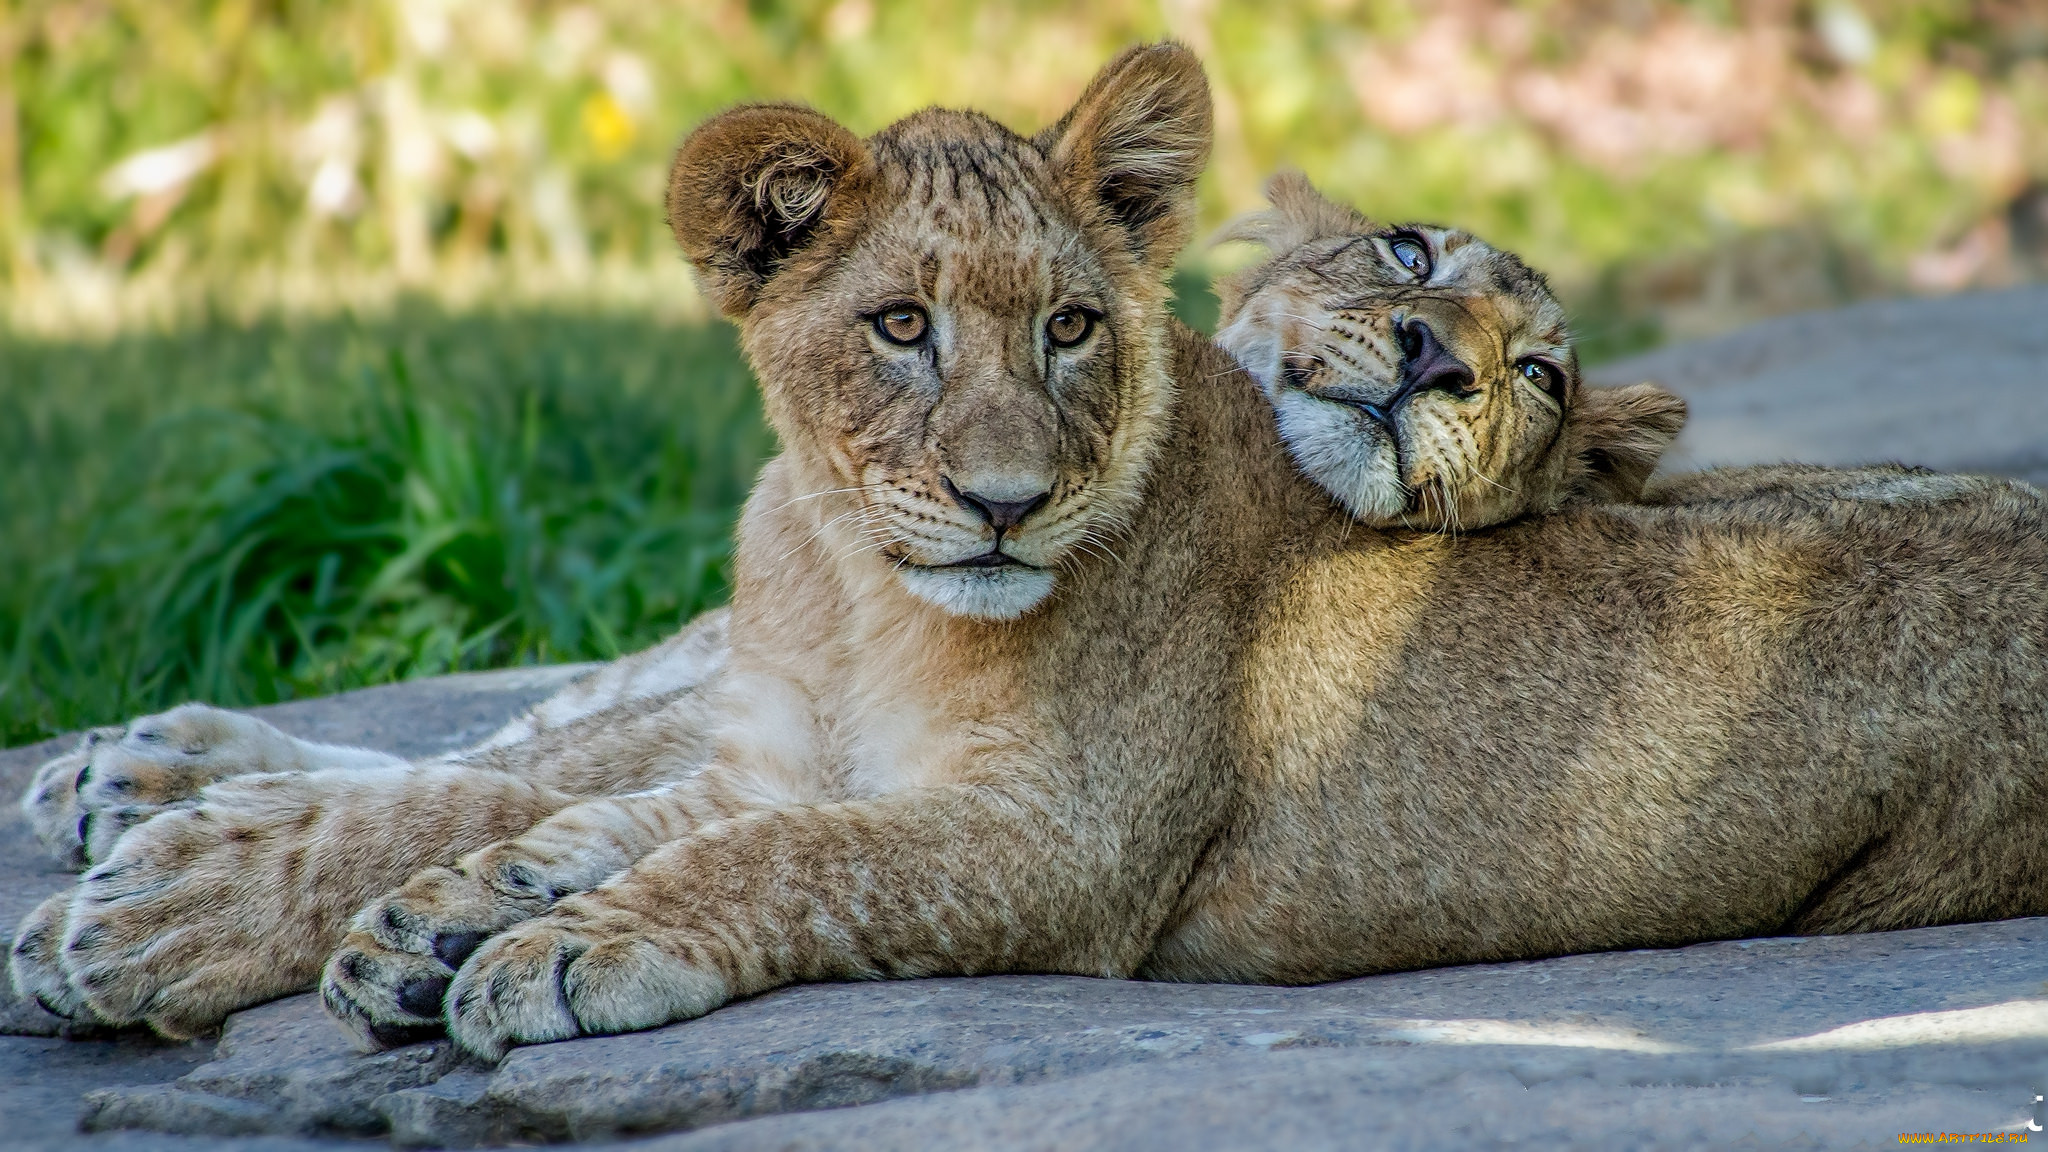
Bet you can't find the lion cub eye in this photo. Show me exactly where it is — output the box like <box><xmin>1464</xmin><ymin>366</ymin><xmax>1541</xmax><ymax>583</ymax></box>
<box><xmin>874</xmin><ymin>305</ymin><xmax>929</xmax><ymax>346</ymax></box>
<box><xmin>1046</xmin><ymin>306</ymin><xmax>1096</xmax><ymax>349</ymax></box>
<box><xmin>1517</xmin><ymin>358</ymin><xmax>1567</xmax><ymax>403</ymax></box>
<box><xmin>1388</xmin><ymin>233</ymin><xmax>1433</xmax><ymax>279</ymax></box>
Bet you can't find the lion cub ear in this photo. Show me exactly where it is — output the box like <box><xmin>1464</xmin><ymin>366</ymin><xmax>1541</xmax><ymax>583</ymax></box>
<box><xmin>667</xmin><ymin>103</ymin><xmax>873</xmax><ymax>316</ymax></box>
<box><xmin>1565</xmin><ymin>382</ymin><xmax>1689</xmax><ymax>502</ymax></box>
<box><xmin>1036</xmin><ymin>43</ymin><xmax>1213</xmax><ymax>273</ymax></box>
<box><xmin>1216</xmin><ymin>171</ymin><xmax>1373</xmax><ymax>254</ymax></box>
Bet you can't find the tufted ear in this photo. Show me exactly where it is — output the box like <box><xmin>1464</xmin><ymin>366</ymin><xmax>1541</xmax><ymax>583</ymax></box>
<box><xmin>1566</xmin><ymin>382</ymin><xmax>1689</xmax><ymax>502</ymax></box>
<box><xmin>667</xmin><ymin>103</ymin><xmax>873</xmax><ymax>316</ymax></box>
<box><xmin>1036</xmin><ymin>43</ymin><xmax>1213</xmax><ymax>273</ymax></box>
<box><xmin>1214</xmin><ymin>171</ymin><xmax>1373</xmax><ymax>253</ymax></box>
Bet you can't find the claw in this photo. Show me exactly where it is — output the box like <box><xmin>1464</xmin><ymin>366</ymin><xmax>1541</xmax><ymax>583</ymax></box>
<box><xmin>433</xmin><ymin>930</ymin><xmax>485</xmax><ymax>968</ymax></box>
<box><xmin>396</xmin><ymin>974</ymin><xmax>450</xmax><ymax>1018</ymax></box>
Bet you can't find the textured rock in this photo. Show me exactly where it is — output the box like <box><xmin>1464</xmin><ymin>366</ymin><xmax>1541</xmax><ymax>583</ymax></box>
<box><xmin>82</xmin><ymin>997</ymin><xmax>469</xmax><ymax>1139</ymax></box>
<box><xmin>73</xmin><ymin>919</ymin><xmax>2048</xmax><ymax>1147</ymax></box>
<box><xmin>1589</xmin><ymin>283</ymin><xmax>2048</xmax><ymax>485</ymax></box>
<box><xmin>642</xmin><ymin>1050</ymin><xmax>2030</xmax><ymax>1151</ymax></box>
<box><xmin>370</xmin><ymin>920</ymin><xmax>2048</xmax><ymax>1147</ymax></box>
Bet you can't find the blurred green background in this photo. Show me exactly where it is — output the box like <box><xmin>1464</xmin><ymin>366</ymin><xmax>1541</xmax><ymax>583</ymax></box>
<box><xmin>3</xmin><ymin>0</ymin><xmax>2045</xmax><ymax>744</ymax></box>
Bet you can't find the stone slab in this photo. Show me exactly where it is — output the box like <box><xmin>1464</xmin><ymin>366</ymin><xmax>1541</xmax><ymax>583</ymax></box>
<box><xmin>79</xmin><ymin>920</ymin><xmax>2048</xmax><ymax>1148</ymax></box>
<box><xmin>1588</xmin><ymin>283</ymin><xmax>2048</xmax><ymax>486</ymax></box>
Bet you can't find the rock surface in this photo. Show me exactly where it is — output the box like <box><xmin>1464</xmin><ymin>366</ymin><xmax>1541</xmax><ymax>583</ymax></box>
<box><xmin>46</xmin><ymin>923</ymin><xmax>2048</xmax><ymax>1149</ymax></box>
<box><xmin>1589</xmin><ymin>283</ymin><xmax>2048</xmax><ymax>485</ymax></box>
<box><xmin>8</xmin><ymin>287</ymin><xmax>2048</xmax><ymax>1149</ymax></box>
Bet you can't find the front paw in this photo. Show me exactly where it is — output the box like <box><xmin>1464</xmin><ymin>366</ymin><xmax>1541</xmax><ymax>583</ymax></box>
<box><xmin>9</xmin><ymin>889</ymin><xmax>104</xmax><ymax>1023</ymax></box>
<box><xmin>21</xmin><ymin>727</ymin><xmax>123</xmax><ymax>868</ymax></box>
<box><xmin>320</xmin><ymin>932</ymin><xmax>460</xmax><ymax>1052</ymax></box>
<box><xmin>444</xmin><ymin>903</ymin><xmax>728</xmax><ymax>1062</ymax></box>
<box><xmin>319</xmin><ymin>845</ymin><xmax>572</xmax><ymax>1050</ymax></box>
<box><xmin>21</xmin><ymin>705</ymin><xmax>304</xmax><ymax>869</ymax></box>
<box><xmin>52</xmin><ymin>784</ymin><xmax>349</xmax><ymax>1040</ymax></box>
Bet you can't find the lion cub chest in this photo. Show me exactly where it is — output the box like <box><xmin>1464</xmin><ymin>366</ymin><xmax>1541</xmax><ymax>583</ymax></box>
<box><xmin>714</xmin><ymin>587</ymin><xmax>1029</xmax><ymax>805</ymax></box>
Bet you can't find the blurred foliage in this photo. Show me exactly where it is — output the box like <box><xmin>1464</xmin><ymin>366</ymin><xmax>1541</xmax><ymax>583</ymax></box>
<box><xmin>3</xmin><ymin>0</ymin><xmax>2046</xmax><ymax>338</ymax></box>
<box><xmin>0</xmin><ymin>310</ymin><xmax>771</xmax><ymax>744</ymax></box>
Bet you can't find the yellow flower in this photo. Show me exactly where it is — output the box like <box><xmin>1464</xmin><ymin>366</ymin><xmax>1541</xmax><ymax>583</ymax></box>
<box><xmin>581</xmin><ymin>92</ymin><xmax>635</xmax><ymax>160</ymax></box>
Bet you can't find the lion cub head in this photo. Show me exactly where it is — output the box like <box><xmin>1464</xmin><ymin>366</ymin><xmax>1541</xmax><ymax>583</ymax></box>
<box><xmin>1215</xmin><ymin>173</ymin><xmax>1686</xmax><ymax>531</ymax></box>
<box><xmin>665</xmin><ymin>47</ymin><xmax>1211</xmax><ymax>619</ymax></box>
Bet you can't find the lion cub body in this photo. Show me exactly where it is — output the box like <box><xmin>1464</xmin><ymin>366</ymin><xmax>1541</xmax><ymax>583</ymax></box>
<box><xmin>1152</xmin><ymin>411</ymin><xmax>2048</xmax><ymax>978</ymax></box>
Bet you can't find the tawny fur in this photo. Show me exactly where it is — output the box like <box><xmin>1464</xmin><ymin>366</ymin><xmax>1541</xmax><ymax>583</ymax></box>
<box><xmin>12</xmin><ymin>46</ymin><xmax>2048</xmax><ymax>1063</ymax></box>
<box><xmin>1213</xmin><ymin>172</ymin><xmax>1688</xmax><ymax>531</ymax></box>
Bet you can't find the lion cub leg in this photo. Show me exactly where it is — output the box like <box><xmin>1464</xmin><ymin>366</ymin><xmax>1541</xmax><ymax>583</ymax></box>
<box><xmin>320</xmin><ymin>774</ymin><xmax>753</xmax><ymax>1049</ymax></box>
<box><xmin>21</xmin><ymin>704</ymin><xmax>408</xmax><ymax>869</ymax></box>
<box><xmin>8</xmin><ymin>763</ymin><xmax>578</xmax><ymax>1040</ymax></box>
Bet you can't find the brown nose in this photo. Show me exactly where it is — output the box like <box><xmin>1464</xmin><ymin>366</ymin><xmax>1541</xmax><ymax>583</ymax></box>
<box><xmin>1396</xmin><ymin>319</ymin><xmax>1476</xmax><ymax>399</ymax></box>
<box><xmin>944</xmin><ymin>477</ymin><xmax>1051</xmax><ymax>533</ymax></box>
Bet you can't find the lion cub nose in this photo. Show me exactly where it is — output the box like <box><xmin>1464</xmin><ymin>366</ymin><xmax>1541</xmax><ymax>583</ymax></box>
<box><xmin>944</xmin><ymin>476</ymin><xmax>1052</xmax><ymax>533</ymax></box>
<box><xmin>1397</xmin><ymin>319</ymin><xmax>1476</xmax><ymax>398</ymax></box>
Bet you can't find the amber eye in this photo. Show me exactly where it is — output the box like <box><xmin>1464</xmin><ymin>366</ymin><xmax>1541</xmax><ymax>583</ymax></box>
<box><xmin>1518</xmin><ymin>358</ymin><xmax>1567</xmax><ymax>403</ymax></box>
<box><xmin>874</xmin><ymin>305</ymin><xmax>929</xmax><ymax>346</ymax></box>
<box><xmin>1388</xmin><ymin>233</ymin><xmax>1433</xmax><ymax>279</ymax></box>
<box><xmin>1046</xmin><ymin>306</ymin><xmax>1095</xmax><ymax>349</ymax></box>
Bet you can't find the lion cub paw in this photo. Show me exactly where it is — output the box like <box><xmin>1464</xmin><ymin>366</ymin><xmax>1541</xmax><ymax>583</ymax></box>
<box><xmin>21</xmin><ymin>704</ymin><xmax>350</xmax><ymax>869</ymax></box>
<box><xmin>46</xmin><ymin>777</ymin><xmax>360</xmax><ymax>1040</ymax></box>
<box><xmin>443</xmin><ymin>901</ymin><xmax>728</xmax><ymax>1062</ymax></box>
<box><xmin>8</xmin><ymin>889</ymin><xmax>104</xmax><ymax>1024</ymax></box>
<box><xmin>23</xmin><ymin>727</ymin><xmax>126</xmax><ymax>869</ymax></box>
<box><xmin>320</xmin><ymin>843</ymin><xmax>586</xmax><ymax>1050</ymax></box>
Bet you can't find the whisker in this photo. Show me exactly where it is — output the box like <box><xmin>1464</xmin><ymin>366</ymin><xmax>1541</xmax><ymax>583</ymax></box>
<box><xmin>759</xmin><ymin>484</ymin><xmax>879</xmax><ymax>517</ymax></box>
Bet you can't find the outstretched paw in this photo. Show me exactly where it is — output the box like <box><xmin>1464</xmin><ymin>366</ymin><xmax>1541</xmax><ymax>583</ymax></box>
<box><xmin>443</xmin><ymin>901</ymin><xmax>728</xmax><ymax>1062</ymax></box>
<box><xmin>22</xmin><ymin>727</ymin><xmax>124</xmax><ymax>869</ymax></box>
<box><xmin>21</xmin><ymin>704</ymin><xmax>390</xmax><ymax>869</ymax></box>
<box><xmin>44</xmin><ymin>768</ymin><xmax>419</xmax><ymax>1040</ymax></box>
<box><xmin>320</xmin><ymin>816</ymin><xmax>657</xmax><ymax>1049</ymax></box>
<box><xmin>8</xmin><ymin>889</ymin><xmax>104</xmax><ymax>1024</ymax></box>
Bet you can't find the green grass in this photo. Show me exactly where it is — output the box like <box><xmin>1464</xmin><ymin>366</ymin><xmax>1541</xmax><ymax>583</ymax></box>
<box><xmin>0</xmin><ymin>307</ymin><xmax>773</xmax><ymax>746</ymax></box>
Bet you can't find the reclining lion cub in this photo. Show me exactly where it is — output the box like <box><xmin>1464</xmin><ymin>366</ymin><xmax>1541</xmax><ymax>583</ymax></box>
<box><xmin>14</xmin><ymin>46</ymin><xmax>2048</xmax><ymax>1061</ymax></box>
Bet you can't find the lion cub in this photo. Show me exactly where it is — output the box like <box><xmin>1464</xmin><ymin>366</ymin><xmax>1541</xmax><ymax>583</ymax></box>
<box><xmin>1214</xmin><ymin>173</ymin><xmax>1687</xmax><ymax>533</ymax></box>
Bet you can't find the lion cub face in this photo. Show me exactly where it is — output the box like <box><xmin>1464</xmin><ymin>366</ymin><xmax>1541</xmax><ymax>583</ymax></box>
<box><xmin>665</xmin><ymin>48</ymin><xmax>1211</xmax><ymax>619</ymax></box>
<box><xmin>1216</xmin><ymin>174</ymin><xmax>1685</xmax><ymax>531</ymax></box>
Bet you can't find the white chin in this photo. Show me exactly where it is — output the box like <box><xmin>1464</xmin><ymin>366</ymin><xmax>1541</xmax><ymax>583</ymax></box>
<box><xmin>1273</xmin><ymin>393</ymin><xmax>1407</xmax><ymax>524</ymax></box>
<box><xmin>897</xmin><ymin>564</ymin><xmax>1058</xmax><ymax>621</ymax></box>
